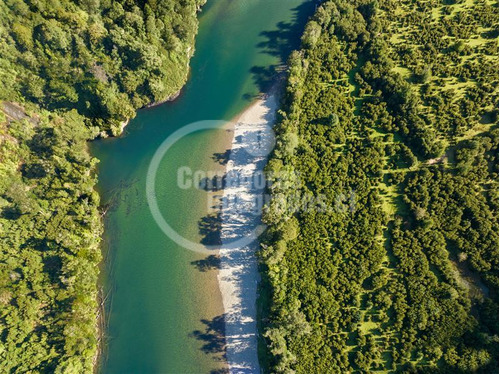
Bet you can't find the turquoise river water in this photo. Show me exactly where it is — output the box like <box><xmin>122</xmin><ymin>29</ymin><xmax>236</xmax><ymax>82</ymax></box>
<box><xmin>91</xmin><ymin>1</ymin><xmax>314</xmax><ymax>372</ymax></box>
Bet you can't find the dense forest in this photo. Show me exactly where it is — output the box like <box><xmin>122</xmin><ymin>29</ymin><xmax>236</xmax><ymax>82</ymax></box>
<box><xmin>0</xmin><ymin>0</ymin><xmax>203</xmax><ymax>371</ymax></box>
<box><xmin>260</xmin><ymin>0</ymin><xmax>498</xmax><ymax>372</ymax></box>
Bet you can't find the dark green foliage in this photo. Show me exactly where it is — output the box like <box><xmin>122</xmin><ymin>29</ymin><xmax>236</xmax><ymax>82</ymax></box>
<box><xmin>260</xmin><ymin>0</ymin><xmax>498</xmax><ymax>372</ymax></box>
<box><xmin>0</xmin><ymin>108</ymin><xmax>102</xmax><ymax>373</ymax></box>
<box><xmin>0</xmin><ymin>0</ymin><xmax>202</xmax><ymax>371</ymax></box>
<box><xmin>0</xmin><ymin>0</ymin><xmax>204</xmax><ymax>134</ymax></box>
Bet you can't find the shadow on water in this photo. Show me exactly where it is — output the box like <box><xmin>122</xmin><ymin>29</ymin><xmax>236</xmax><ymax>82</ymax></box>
<box><xmin>246</xmin><ymin>1</ymin><xmax>316</xmax><ymax>97</ymax></box>
<box><xmin>199</xmin><ymin>211</ymin><xmax>223</xmax><ymax>245</ymax></box>
<box><xmin>190</xmin><ymin>314</ymin><xmax>229</xmax><ymax>373</ymax></box>
<box><xmin>191</xmin><ymin>254</ymin><xmax>222</xmax><ymax>272</ymax></box>
<box><xmin>191</xmin><ymin>311</ymin><xmax>265</xmax><ymax>374</ymax></box>
<box><xmin>210</xmin><ymin>369</ymin><xmax>230</xmax><ymax>374</ymax></box>
<box><xmin>198</xmin><ymin>175</ymin><xmax>226</xmax><ymax>192</ymax></box>
<box><xmin>212</xmin><ymin>149</ymin><xmax>231</xmax><ymax>165</ymax></box>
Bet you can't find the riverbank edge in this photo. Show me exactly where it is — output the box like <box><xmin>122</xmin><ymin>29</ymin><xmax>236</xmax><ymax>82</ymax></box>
<box><xmin>93</xmin><ymin>17</ymin><xmax>202</xmax><ymax>374</ymax></box>
<box><xmin>218</xmin><ymin>81</ymin><xmax>283</xmax><ymax>373</ymax></box>
<box><xmin>93</xmin><ymin>85</ymin><xmax>188</xmax><ymax>372</ymax></box>
<box><xmin>118</xmin><ymin>88</ymin><xmax>184</xmax><ymax>131</ymax></box>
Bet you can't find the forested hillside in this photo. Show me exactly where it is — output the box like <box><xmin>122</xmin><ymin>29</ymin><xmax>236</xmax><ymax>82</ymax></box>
<box><xmin>260</xmin><ymin>0</ymin><xmax>498</xmax><ymax>372</ymax></box>
<box><xmin>0</xmin><ymin>0</ymin><xmax>203</xmax><ymax>371</ymax></box>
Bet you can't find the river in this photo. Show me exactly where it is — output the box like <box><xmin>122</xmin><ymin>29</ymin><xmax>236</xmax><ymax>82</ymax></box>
<box><xmin>91</xmin><ymin>1</ymin><xmax>314</xmax><ymax>372</ymax></box>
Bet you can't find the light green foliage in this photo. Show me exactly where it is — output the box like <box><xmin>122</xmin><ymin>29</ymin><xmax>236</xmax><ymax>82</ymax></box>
<box><xmin>260</xmin><ymin>0</ymin><xmax>498</xmax><ymax>373</ymax></box>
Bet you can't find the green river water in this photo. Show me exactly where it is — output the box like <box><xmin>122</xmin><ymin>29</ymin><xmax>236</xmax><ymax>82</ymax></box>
<box><xmin>91</xmin><ymin>1</ymin><xmax>314</xmax><ymax>373</ymax></box>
